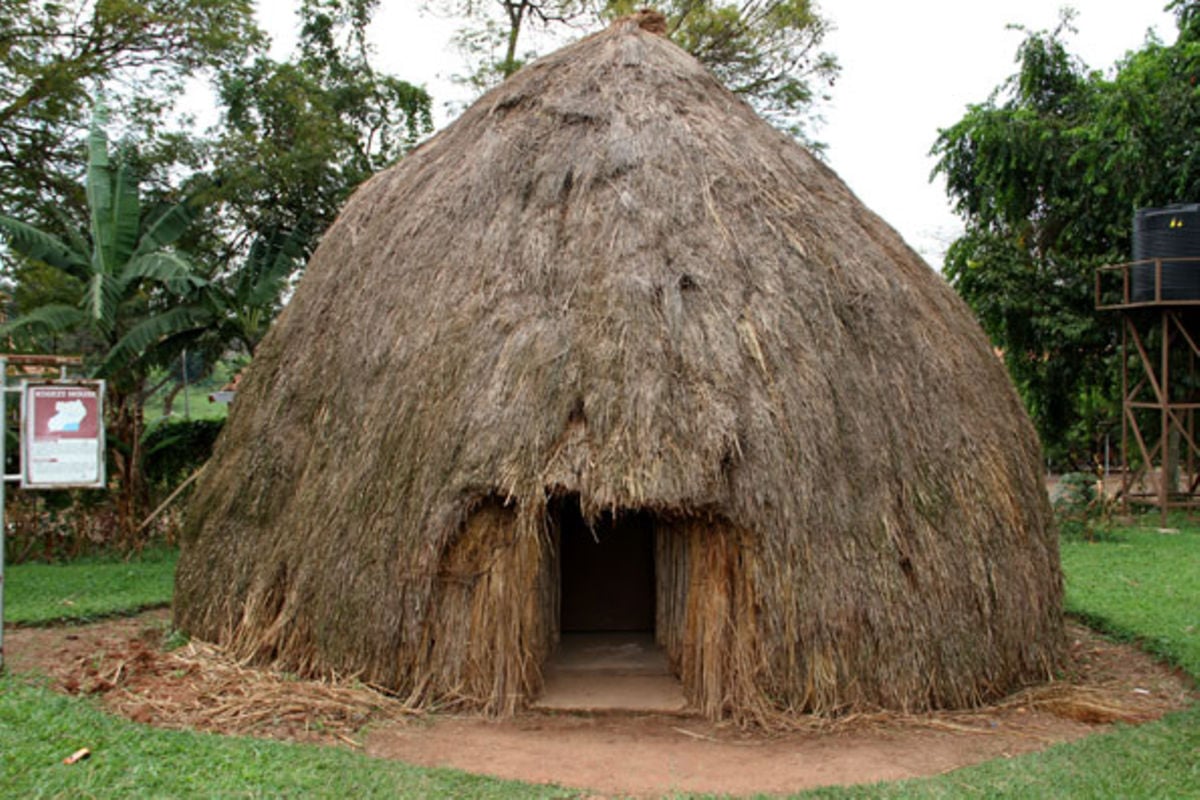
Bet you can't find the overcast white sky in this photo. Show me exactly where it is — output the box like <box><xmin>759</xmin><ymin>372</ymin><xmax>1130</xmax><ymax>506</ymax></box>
<box><xmin>255</xmin><ymin>1</ymin><xmax>1177</xmax><ymax>267</ymax></box>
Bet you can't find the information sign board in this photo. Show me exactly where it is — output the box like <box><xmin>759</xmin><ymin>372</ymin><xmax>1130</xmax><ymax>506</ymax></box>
<box><xmin>20</xmin><ymin>382</ymin><xmax>106</xmax><ymax>488</ymax></box>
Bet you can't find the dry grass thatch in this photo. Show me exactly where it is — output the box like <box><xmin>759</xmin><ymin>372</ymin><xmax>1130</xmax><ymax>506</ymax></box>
<box><xmin>175</xmin><ymin>11</ymin><xmax>1063</xmax><ymax>723</ymax></box>
<box><xmin>59</xmin><ymin>636</ymin><xmax>415</xmax><ymax>745</ymax></box>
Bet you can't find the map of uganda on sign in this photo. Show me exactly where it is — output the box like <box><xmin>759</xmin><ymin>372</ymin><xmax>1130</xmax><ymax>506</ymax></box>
<box><xmin>22</xmin><ymin>382</ymin><xmax>105</xmax><ymax>488</ymax></box>
<box><xmin>48</xmin><ymin>400</ymin><xmax>88</xmax><ymax>431</ymax></box>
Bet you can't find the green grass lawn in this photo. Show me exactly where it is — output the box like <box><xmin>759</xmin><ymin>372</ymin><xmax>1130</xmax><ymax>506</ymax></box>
<box><xmin>3</xmin><ymin>548</ymin><xmax>177</xmax><ymax>625</ymax></box>
<box><xmin>1060</xmin><ymin>522</ymin><xmax>1199</xmax><ymax>675</ymax></box>
<box><xmin>1</xmin><ymin>520</ymin><xmax>1197</xmax><ymax>798</ymax></box>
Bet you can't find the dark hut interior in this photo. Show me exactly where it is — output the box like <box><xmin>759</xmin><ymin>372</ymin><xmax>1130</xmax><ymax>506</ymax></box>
<box><xmin>555</xmin><ymin>500</ymin><xmax>656</xmax><ymax>635</ymax></box>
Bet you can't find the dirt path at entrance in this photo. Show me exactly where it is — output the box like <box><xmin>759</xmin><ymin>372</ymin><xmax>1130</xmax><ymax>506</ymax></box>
<box><xmin>4</xmin><ymin>612</ymin><xmax>1194</xmax><ymax>797</ymax></box>
<box><xmin>367</xmin><ymin>709</ymin><xmax>1076</xmax><ymax>796</ymax></box>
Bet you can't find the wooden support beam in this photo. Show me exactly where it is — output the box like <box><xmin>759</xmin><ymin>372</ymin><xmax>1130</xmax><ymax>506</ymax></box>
<box><xmin>0</xmin><ymin>354</ymin><xmax>84</xmax><ymax>368</ymax></box>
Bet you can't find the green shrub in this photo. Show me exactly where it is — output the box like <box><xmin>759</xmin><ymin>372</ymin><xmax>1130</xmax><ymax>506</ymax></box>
<box><xmin>142</xmin><ymin>418</ymin><xmax>224</xmax><ymax>493</ymax></box>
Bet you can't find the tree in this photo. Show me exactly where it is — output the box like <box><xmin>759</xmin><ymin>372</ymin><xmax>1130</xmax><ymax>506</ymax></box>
<box><xmin>0</xmin><ymin>106</ymin><xmax>210</xmax><ymax>537</ymax></box>
<box><xmin>208</xmin><ymin>0</ymin><xmax>433</xmax><ymax>259</ymax></box>
<box><xmin>0</xmin><ymin>0</ymin><xmax>262</xmax><ymax>226</ymax></box>
<box><xmin>931</xmin><ymin>7</ymin><xmax>1200</xmax><ymax>464</ymax></box>
<box><xmin>437</xmin><ymin>0</ymin><xmax>838</xmax><ymax>141</ymax></box>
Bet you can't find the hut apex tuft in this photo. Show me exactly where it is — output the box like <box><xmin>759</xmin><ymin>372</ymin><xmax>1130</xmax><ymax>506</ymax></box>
<box><xmin>175</xmin><ymin>10</ymin><xmax>1063</xmax><ymax>726</ymax></box>
<box><xmin>624</xmin><ymin>9</ymin><xmax>668</xmax><ymax>35</ymax></box>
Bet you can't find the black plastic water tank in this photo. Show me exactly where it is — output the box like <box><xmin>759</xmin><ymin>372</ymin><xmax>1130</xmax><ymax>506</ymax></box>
<box><xmin>1131</xmin><ymin>204</ymin><xmax>1200</xmax><ymax>301</ymax></box>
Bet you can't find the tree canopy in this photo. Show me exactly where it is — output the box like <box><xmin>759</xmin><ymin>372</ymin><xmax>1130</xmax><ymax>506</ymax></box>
<box><xmin>208</xmin><ymin>0</ymin><xmax>433</xmax><ymax>259</ymax></box>
<box><xmin>0</xmin><ymin>0</ymin><xmax>262</xmax><ymax>225</ymax></box>
<box><xmin>931</xmin><ymin>4</ymin><xmax>1200</xmax><ymax>464</ymax></box>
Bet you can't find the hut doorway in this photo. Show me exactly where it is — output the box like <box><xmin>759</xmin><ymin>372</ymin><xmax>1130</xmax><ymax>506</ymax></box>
<box><xmin>539</xmin><ymin>496</ymin><xmax>685</xmax><ymax>712</ymax></box>
<box><xmin>555</xmin><ymin>496</ymin><xmax>655</xmax><ymax>632</ymax></box>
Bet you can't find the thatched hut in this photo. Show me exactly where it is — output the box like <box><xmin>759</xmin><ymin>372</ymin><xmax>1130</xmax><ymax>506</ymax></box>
<box><xmin>175</xmin><ymin>11</ymin><xmax>1062</xmax><ymax>722</ymax></box>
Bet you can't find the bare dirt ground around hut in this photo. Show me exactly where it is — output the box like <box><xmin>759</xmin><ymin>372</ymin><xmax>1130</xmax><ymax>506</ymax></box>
<box><xmin>5</xmin><ymin>611</ymin><xmax>1195</xmax><ymax>798</ymax></box>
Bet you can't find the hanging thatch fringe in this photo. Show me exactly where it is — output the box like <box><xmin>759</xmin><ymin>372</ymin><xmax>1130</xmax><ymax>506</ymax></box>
<box><xmin>174</xmin><ymin>10</ymin><xmax>1063</xmax><ymax>724</ymax></box>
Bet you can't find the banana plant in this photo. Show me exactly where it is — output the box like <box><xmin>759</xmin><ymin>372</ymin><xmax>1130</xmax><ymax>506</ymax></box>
<box><xmin>93</xmin><ymin>229</ymin><xmax>304</xmax><ymax>391</ymax></box>
<box><xmin>202</xmin><ymin>226</ymin><xmax>303</xmax><ymax>356</ymax></box>
<box><xmin>0</xmin><ymin>102</ymin><xmax>207</xmax><ymax>380</ymax></box>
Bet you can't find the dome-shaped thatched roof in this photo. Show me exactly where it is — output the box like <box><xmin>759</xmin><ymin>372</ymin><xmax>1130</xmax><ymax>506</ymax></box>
<box><xmin>175</xmin><ymin>12</ymin><xmax>1062</xmax><ymax>722</ymax></box>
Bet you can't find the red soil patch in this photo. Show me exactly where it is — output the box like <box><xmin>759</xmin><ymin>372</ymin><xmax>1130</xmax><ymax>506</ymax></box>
<box><xmin>4</xmin><ymin>612</ymin><xmax>1194</xmax><ymax>797</ymax></box>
